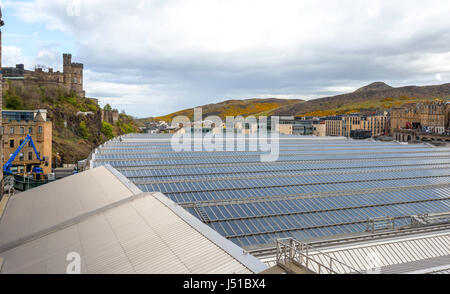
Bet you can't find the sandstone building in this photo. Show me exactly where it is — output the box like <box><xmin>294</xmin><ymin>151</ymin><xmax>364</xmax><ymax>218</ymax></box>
<box><xmin>1</xmin><ymin>110</ymin><xmax>52</xmax><ymax>175</ymax></box>
<box><xmin>323</xmin><ymin>112</ymin><xmax>388</xmax><ymax>138</ymax></box>
<box><xmin>2</xmin><ymin>53</ymin><xmax>85</xmax><ymax>98</ymax></box>
<box><xmin>313</xmin><ymin>122</ymin><xmax>326</xmax><ymax>136</ymax></box>
<box><xmin>390</xmin><ymin>101</ymin><xmax>450</xmax><ymax>134</ymax></box>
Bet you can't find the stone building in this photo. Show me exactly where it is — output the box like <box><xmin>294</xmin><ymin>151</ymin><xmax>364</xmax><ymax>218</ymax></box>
<box><xmin>324</xmin><ymin>116</ymin><xmax>344</xmax><ymax>136</ymax></box>
<box><xmin>274</xmin><ymin>116</ymin><xmax>316</xmax><ymax>135</ymax></box>
<box><xmin>1</xmin><ymin>110</ymin><xmax>52</xmax><ymax>175</ymax></box>
<box><xmin>2</xmin><ymin>53</ymin><xmax>85</xmax><ymax>98</ymax></box>
<box><xmin>342</xmin><ymin>114</ymin><xmax>362</xmax><ymax>137</ymax></box>
<box><xmin>313</xmin><ymin>122</ymin><xmax>326</xmax><ymax>136</ymax></box>
<box><xmin>390</xmin><ymin>101</ymin><xmax>450</xmax><ymax>134</ymax></box>
<box><xmin>323</xmin><ymin>112</ymin><xmax>388</xmax><ymax>137</ymax></box>
<box><xmin>359</xmin><ymin>112</ymin><xmax>389</xmax><ymax>137</ymax></box>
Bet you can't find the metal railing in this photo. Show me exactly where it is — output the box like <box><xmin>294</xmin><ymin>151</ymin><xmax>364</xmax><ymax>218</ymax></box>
<box><xmin>276</xmin><ymin>238</ymin><xmax>363</xmax><ymax>274</ymax></box>
<box><xmin>366</xmin><ymin>216</ymin><xmax>395</xmax><ymax>232</ymax></box>
<box><xmin>2</xmin><ymin>173</ymin><xmax>55</xmax><ymax>192</ymax></box>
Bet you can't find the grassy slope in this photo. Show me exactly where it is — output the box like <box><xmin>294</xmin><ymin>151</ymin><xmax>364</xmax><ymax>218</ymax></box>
<box><xmin>140</xmin><ymin>98</ymin><xmax>303</xmax><ymax>124</ymax></box>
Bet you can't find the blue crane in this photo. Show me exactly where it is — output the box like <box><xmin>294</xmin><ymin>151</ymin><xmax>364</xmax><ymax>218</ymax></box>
<box><xmin>3</xmin><ymin>134</ymin><xmax>45</xmax><ymax>175</ymax></box>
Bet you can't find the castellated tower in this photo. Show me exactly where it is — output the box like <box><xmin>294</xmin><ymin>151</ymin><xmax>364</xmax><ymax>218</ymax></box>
<box><xmin>63</xmin><ymin>53</ymin><xmax>85</xmax><ymax>98</ymax></box>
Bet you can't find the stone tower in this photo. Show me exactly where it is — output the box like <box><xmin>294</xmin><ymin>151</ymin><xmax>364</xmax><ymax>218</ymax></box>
<box><xmin>63</xmin><ymin>53</ymin><xmax>85</xmax><ymax>97</ymax></box>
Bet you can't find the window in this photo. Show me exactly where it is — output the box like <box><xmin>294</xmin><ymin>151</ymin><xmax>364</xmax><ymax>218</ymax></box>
<box><xmin>9</xmin><ymin>140</ymin><xmax>14</xmax><ymax>148</ymax></box>
<box><xmin>39</xmin><ymin>126</ymin><xmax>43</xmax><ymax>134</ymax></box>
<box><xmin>10</xmin><ymin>127</ymin><xmax>14</xmax><ymax>134</ymax></box>
<box><xmin>28</xmin><ymin>152</ymin><xmax>33</xmax><ymax>161</ymax></box>
<box><xmin>20</xmin><ymin>140</ymin><xmax>24</xmax><ymax>146</ymax></box>
<box><xmin>28</xmin><ymin>127</ymin><xmax>33</xmax><ymax>134</ymax></box>
<box><xmin>19</xmin><ymin>153</ymin><xmax>24</xmax><ymax>161</ymax></box>
<box><xmin>20</xmin><ymin>127</ymin><xmax>25</xmax><ymax>135</ymax></box>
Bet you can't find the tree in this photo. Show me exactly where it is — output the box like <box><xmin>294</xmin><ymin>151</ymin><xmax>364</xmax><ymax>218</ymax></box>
<box><xmin>5</xmin><ymin>94</ymin><xmax>24</xmax><ymax>110</ymax></box>
<box><xmin>104</xmin><ymin>104</ymin><xmax>113</xmax><ymax>111</ymax></box>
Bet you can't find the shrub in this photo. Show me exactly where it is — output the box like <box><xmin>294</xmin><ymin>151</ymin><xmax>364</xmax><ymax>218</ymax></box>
<box><xmin>67</xmin><ymin>97</ymin><xmax>78</xmax><ymax>107</ymax></box>
<box><xmin>5</xmin><ymin>93</ymin><xmax>24</xmax><ymax>110</ymax></box>
<box><xmin>101</xmin><ymin>121</ymin><xmax>114</xmax><ymax>139</ymax></box>
<box><xmin>78</xmin><ymin>121</ymin><xmax>90</xmax><ymax>140</ymax></box>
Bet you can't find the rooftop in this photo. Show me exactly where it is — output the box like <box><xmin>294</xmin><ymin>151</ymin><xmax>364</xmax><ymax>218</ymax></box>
<box><xmin>91</xmin><ymin>134</ymin><xmax>450</xmax><ymax>251</ymax></box>
<box><xmin>0</xmin><ymin>165</ymin><xmax>266</xmax><ymax>274</ymax></box>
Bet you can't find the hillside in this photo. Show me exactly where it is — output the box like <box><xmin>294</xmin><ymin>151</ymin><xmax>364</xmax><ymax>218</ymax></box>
<box><xmin>271</xmin><ymin>82</ymin><xmax>450</xmax><ymax>116</ymax></box>
<box><xmin>3</xmin><ymin>81</ymin><xmax>140</xmax><ymax>164</ymax></box>
<box><xmin>142</xmin><ymin>98</ymin><xmax>303</xmax><ymax>123</ymax></box>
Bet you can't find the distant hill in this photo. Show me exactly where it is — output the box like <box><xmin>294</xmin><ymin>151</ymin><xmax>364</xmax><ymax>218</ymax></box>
<box><xmin>354</xmin><ymin>82</ymin><xmax>393</xmax><ymax>93</ymax></box>
<box><xmin>143</xmin><ymin>98</ymin><xmax>303</xmax><ymax>123</ymax></box>
<box><xmin>271</xmin><ymin>82</ymin><xmax>450</xmax><ymax>116</ymax></box>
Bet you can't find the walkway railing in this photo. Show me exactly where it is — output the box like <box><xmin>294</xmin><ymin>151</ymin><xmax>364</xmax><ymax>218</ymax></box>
<box><xmin>276</xmin><ymin>238</ymin><xmax>363</xmax><ymax>274</ymax></box>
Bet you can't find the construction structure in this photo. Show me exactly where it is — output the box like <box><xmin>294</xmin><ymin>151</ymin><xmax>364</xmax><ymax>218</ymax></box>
<box><xmin>1</xmin><ymin>110</ymin><xmax>52</xmax><ymax>175</ymax></box>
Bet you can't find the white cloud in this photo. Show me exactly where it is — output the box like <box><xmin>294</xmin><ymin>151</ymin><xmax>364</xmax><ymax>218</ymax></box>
<box><xmin>8</xmin><ymin>0</ymin><xmax>450</xmax><ymax>117</ymax></box>
<box><xmin>2</xmin><ymin>46</ymin><xmax>24</xmax><ymax>66</ymax></box>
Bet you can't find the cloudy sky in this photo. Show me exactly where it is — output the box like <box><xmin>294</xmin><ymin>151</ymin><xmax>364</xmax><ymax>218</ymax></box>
<box><xmin>2</xmin><ymin>0</ymin><xmax>450</xmax><ymax>118</ymax></box>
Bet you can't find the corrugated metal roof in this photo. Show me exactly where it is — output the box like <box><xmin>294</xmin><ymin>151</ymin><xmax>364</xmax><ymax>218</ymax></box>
<box><xmin>0</xmin><ymin>166</ymin><xmax>267</xmax><ymax>274</ymax></box>
<box><xmin>0</xmin><ymin>165</ymin><xmax>139</xmax><ymax>252</ymax></box>
<box><xmin>302</xmin><ymin>230</ymin><xmax>450</xmax><ymax>274</ymax></box>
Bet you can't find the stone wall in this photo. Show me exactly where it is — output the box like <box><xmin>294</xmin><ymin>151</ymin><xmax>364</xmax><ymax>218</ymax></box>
<box><xmin>2</xmin><ymin>53</ymin><xmax>85</xmax><ymax>98</ymax></box>
<box><xmin>101</xmin><ymin>110</ymin><xmax>119</xmax><ymax>125</ymax></box>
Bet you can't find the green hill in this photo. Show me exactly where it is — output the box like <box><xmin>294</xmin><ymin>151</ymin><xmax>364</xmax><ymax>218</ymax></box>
<box><xmin>271</xmin><ymin>82</ymin><xmax>450</xmax><ymax>116</ymax></box>
<box><xmin>140</xmin><ymin>98</ymin><xmax>303</xmax><ymax>124</ymax></box>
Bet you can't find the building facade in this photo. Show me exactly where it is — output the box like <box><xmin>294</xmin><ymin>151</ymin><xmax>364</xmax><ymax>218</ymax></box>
<box><xmin>359</xmin><ymin>112</ymin><xmax>389</xmax><ymax>137</ymax></box>
<box><xmin>323</xmin><ymin>112</ymin><xmax>388</xmax><ymax>138</ymax></box>
<box><xmin>274</xmin><ymin>116</ymin><xmax>316</xmax><ymax>135</ymax></box>
<box><xmin>324</xmin><ymin>116</ymin><xmax>344</xmax><ymax>136</ymax></box>
<box><xmin>1</xmin><ymin>110</ymin><xmax>52</xmax><ymax>174</ymax></box>
<box><xmin>390</xmin><ymin>101</ymin><xmax>450</xmax><ymax>135</ymax></box>
<box><xmin>313</xmin><ymin>122</ymin><xmax>326</xmax><ymax>136</ymax></box>
<box><xmin>2</xmin><ymin>53</ymin><xmax>85</xmax><ymax>98</ymax></box>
